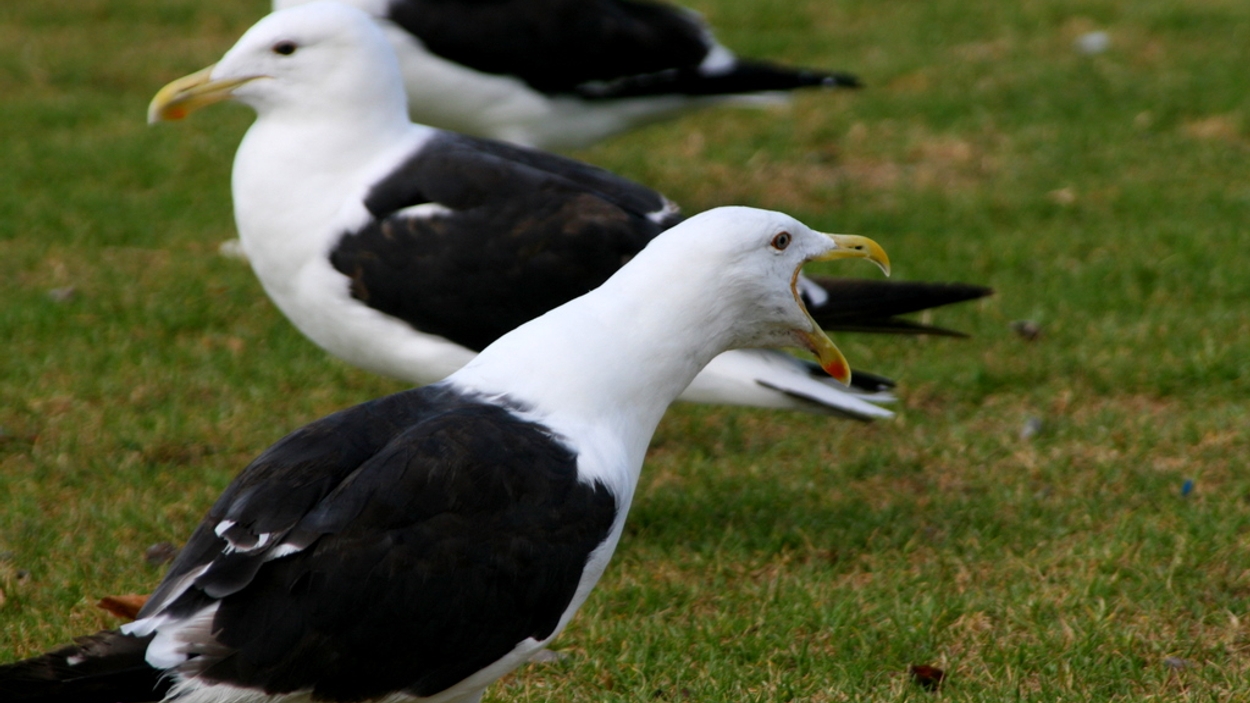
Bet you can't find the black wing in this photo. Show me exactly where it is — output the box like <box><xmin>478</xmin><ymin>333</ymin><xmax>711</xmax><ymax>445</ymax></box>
<box><xmin>386</xmin><ymin>0</ymin><xmax>859</xmax><ymax>97</ymax></box>
<box><xmin>331</xmin><ymin>132</ymin><xmax>678</xmax><ymax>351</ymax></box>
<box><xmin>386</xmin><ymin>0</ymin><xmax>711</xmax><ymax>93</ymax></box>
<box><xmin>140</xmin><ymin>386</ymin><xmax>617</xmax><ymax>702</ymax></box>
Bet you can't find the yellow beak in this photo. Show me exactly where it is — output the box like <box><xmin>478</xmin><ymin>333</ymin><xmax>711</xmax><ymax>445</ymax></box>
<box><xmin>795</xmin><ymin>233</ymin><xmax>890</xmax><ymax>385</ymax></box>
<box><xmin>816</xmin><ymin>233</ymin><xmax>891</xmax><ymax>276</ymax></box>
<box><xmin>148</xmin><ymin>64</ymin><xmax>263</xmax><ymax>124</ymax></box>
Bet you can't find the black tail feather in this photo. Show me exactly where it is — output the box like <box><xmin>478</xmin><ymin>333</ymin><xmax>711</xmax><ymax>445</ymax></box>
<box><xmin>806</xmin><ymin>278</ymin><xmax>993</xmax><ymax>337</ymax></box>
<box><xmin>576</xmin><ymin>59</ymin><xmax>861</xmax><ymax>100</ymax></box>
<box><xmin>0</xmin><ymin>630</ymin><xmax>168</xmax><ymax>703</ymax></box>
<box><xmin>847</xmin><ymin>368</ymin><xmax>896</xmax><ymax>393</ymax></box>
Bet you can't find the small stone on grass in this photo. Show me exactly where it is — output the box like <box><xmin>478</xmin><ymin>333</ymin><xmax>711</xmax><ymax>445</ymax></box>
<box><xmin>1075</xmin><ymin>31</ymin><xmax>1110</xmax><ymax>55</ymax></box>
<box><xmin>47</xmin><ymin>286</ymin><xmax>77</xmax><ymax>302</ymax></box>
<box><xmin>219</xmin><ymin>238</ymin><xmax>249</xmax><ymax>261</ymax></box>
<box><xmin>1164</xmin><ymin>656</ymin><xmax>1191</xmax><ymax>670</ymax></box>
<box><xmin>1011</xmin><ymin>320</ymin><xmax>1042</xmax><ymax>341</ymax></box>
<box><xmin>1020</xmin><ymin>417</ymin><xmax>1043</xmax><ymax>440</ymax></box>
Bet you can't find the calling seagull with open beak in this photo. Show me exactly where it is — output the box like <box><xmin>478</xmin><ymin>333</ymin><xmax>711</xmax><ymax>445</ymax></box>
<box><xmin>797</xmin><ymin>233</ymin><xmax>890</xmax><ymax>385</ymax></box>
<box><xmin>0</xmin><ymin>202</ymin><xmax>894</xmax><ymax>703</ymax></box>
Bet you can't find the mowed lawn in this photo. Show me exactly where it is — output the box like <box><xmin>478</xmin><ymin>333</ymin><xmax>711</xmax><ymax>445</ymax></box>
<box><xmin>1</xmin><ymin>0</ymin><xmax>1248</xmax><ymax>699</ymax></box>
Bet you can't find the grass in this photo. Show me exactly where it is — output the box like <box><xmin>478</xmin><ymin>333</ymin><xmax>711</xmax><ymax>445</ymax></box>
<box><xmin>1</xmin><ymin>0</ymin><xmax>1248</xmax><ymax>699</ymax></box>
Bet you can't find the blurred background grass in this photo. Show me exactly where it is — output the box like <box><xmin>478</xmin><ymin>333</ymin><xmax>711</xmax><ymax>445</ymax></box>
<box><xmin>1</xmin><ymin>0</ymin><xmax>1248</xmax><ymax>699</ymax></box>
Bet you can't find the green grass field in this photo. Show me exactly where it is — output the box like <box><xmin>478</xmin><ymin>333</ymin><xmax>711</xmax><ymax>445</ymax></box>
<box><xmin>2</xmin><ymin>0</ymin><xmax>1248</xmax><ymax>699</ymax></box>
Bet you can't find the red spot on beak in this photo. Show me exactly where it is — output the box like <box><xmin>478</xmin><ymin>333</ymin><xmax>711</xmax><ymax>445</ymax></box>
<box><xmin>827</xmin><ymin>358</ymin><xmax>849</xmax><ymax>384</ymax></box>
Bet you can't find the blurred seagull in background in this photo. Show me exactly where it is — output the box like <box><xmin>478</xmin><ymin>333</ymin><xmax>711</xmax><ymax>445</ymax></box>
<box><xmin>0</xmin><ymin>207</ymin><xmax>891</xmax><ymax>703</ymax></box>
<box><xmin>271</xmin><ymin>0</ymin><xmax>862</xmax><ymax>150</ymax></box>
<box><xmin>149</xmin><ymin>1</ymin><xmax>988</xmax><ymax>420</ymax></box>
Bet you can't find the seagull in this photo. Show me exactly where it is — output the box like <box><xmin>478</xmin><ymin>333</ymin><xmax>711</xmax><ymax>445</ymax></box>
<box><xmin>0</xmin><ymin>206</ymin><xmax>891</xmax><ymax>703</ymax></box>
<box><xmin>148</xmin><ymin>1</ymin><xmax>986</xmax><ymax>420</ymax></box>
<box><xmin>270</xmin><ymin>0</ymin><xmax>862</xmax><ymax>150</ymax></box>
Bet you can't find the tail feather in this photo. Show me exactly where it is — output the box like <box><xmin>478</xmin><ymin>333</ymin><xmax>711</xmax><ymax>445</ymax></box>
<box><xmin>576</xmin><ymin>59</ymin><xmax>860</xmax><ymax>100</ymax></box>
<box><xmin>847</xmin><ymin>368</ymin><xmax>896</xmax><ymax>393</ymax></box>
<box><xmin>805</xmin><ymin>278</ymin><xmax>993</xmax><ymax>337</ymax></box>
<box><xmin>0</xmin><ymin>630</ymin><xmax>168</xmax><ymax>703</ymax></box>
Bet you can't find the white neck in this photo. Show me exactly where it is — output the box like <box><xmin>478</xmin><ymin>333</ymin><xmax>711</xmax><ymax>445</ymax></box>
<box><xmin>447</xmin><ymin>242</ymin><xmax>744</xmax><ymax>490</ymax></box>
<box><xmin>230</xmin><ymin>107</ymin><xmax>432</xmax><ymax>292</ymax></box>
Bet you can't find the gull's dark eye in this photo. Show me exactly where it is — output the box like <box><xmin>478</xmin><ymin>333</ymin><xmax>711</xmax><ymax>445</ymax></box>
<box><xmin>272</xmin><ymin>41</ymin><xmax>298</xmax><ymax>56</ymax></box>
<box><xmin>770</xmin><ymin>232</ymin><xmax>792</xmax><ymax>250</ymax></box>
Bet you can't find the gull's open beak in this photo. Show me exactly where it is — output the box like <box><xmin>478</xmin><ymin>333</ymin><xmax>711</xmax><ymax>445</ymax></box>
<box><xmin>148</xmin><ymin>65</ymin><xmax>263</xmax><ymax>124</ymax></box>
<box><xmin>794</xmin><ymin>233</ymin><xmax>890</xmax><ymax>385</ymax></box>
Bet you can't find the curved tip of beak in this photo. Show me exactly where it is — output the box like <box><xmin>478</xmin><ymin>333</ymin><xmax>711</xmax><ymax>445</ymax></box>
<box><xmin>816</xmin><ymin>233</ymin><xmax>891</xmax><ymax>277</ymax></box>
<box><xmin>798</xmin><ymin>327</ymin><xmax>852</xmax><ymax>385</ymax></box>
<box><xmin>149</xmin><ymin>65</ymin><xmax>215</xmax><ymax>124</ymax></box>
<box><xmin>148</xmin><ymin>64</ymin><xmax>257</xmax><ymax>125</ymax></box>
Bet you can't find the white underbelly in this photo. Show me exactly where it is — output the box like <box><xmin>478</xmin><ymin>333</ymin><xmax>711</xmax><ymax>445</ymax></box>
<box><xmin>261</xmin><ymin>255</ymin><xmax>476</xmax><ymax>386</ymax></box>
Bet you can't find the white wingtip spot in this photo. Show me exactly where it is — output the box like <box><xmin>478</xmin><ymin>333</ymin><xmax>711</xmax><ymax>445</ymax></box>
<box><xmin>699</xmin><ymin>43</ymin><xmax>737</xmax><ymax>75</ymax></box>
<box><xmin>266</xmin><ymin>542</ymin><xmax>305</xmax><ymax>560</ymax></box>
<box><xmin>395</xmin><ymin>202</ymin><xmax>454</xmax><ymax>220</ymax></box>
<box><xmin>213</xmin><ymin>520</ymin><xmax>235</xmax><ymax>539</ymax></box>
<box><xmin>647</xmin><ymin>197</ymin><xmax>680</xmax><ymax>225</ymax></box>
